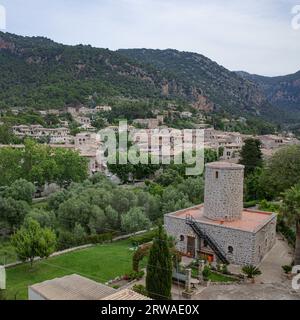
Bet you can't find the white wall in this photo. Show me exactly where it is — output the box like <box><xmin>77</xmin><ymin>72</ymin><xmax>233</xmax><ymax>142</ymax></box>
<box><xmin>28</xmin><ymin>288</ymin><xmax>46</xmax><ymax>300</ymax></box>
<box><xmin>0</xmin><ymin>266</ymin><xmax>6</xmax><ymax>290</ymax></box>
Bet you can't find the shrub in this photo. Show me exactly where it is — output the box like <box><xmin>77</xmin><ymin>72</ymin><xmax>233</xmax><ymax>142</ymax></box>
<box><xmin>85</xmin><ymin>232</ymin><xmax>114</xmax><ymax>244</ymax></box>
<box><xmin>282</xmin><ymin>265</ymin><xmax>292</xmax><ymax>274</ymax></box>
<box><xmin>277</xmin><ymin>215</ymin><xmax>296</xmax><ymax>247</ymax></box>
<box><xmin>258</xmin><ymin>200</ymin><xmax>280</xmax><ymax>212</ymax></box>
<box><xmin>126</xmin><ymin>270</ymin><xmax>145</xmax><ymax>281</ymax></box>
<box><xmin>202</xmin><ymin>266</ymin><xmax>211</xmax><ymax>281</ymax></box>
<box><xmin>58</xmin><ymin>229</ymin><xmax>115</xmax><ymax>249</ymax></box>
<box><xmin>129</xmin><ymin>229</ymin><xmax>156</xmax><ymax>246</ymax></box>
<box><xmin>242</xmin><ymin>265</ymin><xmax>262</xmax><ymax>279</ymax></box>
<box><xmin>57</xmin><ymin>230</ymin><xmax>77</xmax><ymax>250</ymax></box>
<box><xmin>221</xmin><ymin>264</ymin><xmax>230</xmax><ymax>275</ymax></box>
<box><xmin>132</xmin><ymin>243</ymin><xmax>152</xmax><ymax>272</ymax></box>
<box><xmin>132</xmin><ymin>284</ymin><xmax>148</xmax><ymax>297</ymax></box>
<box><xmin>243</xmin><ymin>200</ymin><xmax>257</xmax><ymax>208</ymax></box>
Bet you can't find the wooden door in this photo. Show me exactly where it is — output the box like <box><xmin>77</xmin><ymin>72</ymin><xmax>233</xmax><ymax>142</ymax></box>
<box><xmin>187</xmin><ymin>236</ymin><xmax>195</xmax><ymax>257</ymax></box>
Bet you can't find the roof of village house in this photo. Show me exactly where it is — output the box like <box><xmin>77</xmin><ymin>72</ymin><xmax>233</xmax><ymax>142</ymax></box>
<box><xmin>167</xmin><ymin>204</ymin><xmax>275</xmax><ymax>233</ymax></box>
<box><xmin>103</xmin><ymin>289</ymin><xmax>151</xmax><ymax>300</ymax></box>
<box><xmin>258</xmin><ymin>135</ymin><xmax>286</xmax><ymax>142</ymax></box>
<box><xmin>29</xmin><ymin>274</ymin><xmax>150</xmax><ymax>300</ymax></box>
<box><xmin>29</xmin><ymin>274</ymin><xmax>116</xmax><ymax>300</ymax></box>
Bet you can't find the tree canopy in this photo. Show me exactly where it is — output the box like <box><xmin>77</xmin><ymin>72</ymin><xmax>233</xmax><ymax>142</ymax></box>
<box><xmin>260</xmin><ymin>145</ymin><xmax>300</xmax><ymax>199</ymax></box>
<box><xmin>239</xmin><ymin>138</ymin><xmax>263</xmax><ymax>176</ymax></box>
<box><xmin>11</xmin><ymin>218</ymin><xmax>57</xmax><ymax>266</ymax></box>
<box><xmin>146</xmin><ymin>225</ymin><xmax>172</xmax><ymax>300</ymax></box>
<box><xmin>0</xmin><ymin>139</ymin><xmax>88</xmax><ymax>187</ymax></box>
<box><xmin>280</xmin><ymin>183</ymin><xmax>300</xmax><ymax>265</ymax></box>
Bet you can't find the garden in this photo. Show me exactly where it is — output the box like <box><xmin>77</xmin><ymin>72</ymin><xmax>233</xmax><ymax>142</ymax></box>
<box><xmin>3</xmin><ymin>238</ymin><xmax>145</xmax><ymax>300</ymax></box>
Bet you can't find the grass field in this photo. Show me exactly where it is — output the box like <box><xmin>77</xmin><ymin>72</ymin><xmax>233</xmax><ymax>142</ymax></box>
<box><xmin>4</xmin><ymin>239</ymin><xmax>137</xmax><ymax>300</ymax></box>
<box><xmin>191</xmin><ymin>268</ymin><xmax>239</xmax><ymax>283</ymax></box>
<box><xmin>208</xmin><ymin>271</ymin><xmax>239</xmax><ymax>282</ymax></box>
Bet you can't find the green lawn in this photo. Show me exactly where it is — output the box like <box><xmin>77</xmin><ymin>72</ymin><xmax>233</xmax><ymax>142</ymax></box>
<box><xmin>191</xmin><ymin>268</ymin><xmax>239</xmax><ymax>283</ymax></box>
<box><xmin>5</xmin><ymin>240</ymin><xmax>136</xmax><ymax>300</ymax></box>
<box><xmin>208</xmin><ymin>272</ymin><xmax>239</xmax><ymax>283</ymax></box>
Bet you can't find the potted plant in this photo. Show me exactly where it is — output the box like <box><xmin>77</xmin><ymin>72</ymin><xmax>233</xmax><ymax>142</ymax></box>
<box><xmin>242</xmin><ymin>265</ymin><xmax>262</xmax><ymax>283</ymax></box>
<box><xmin>202</xmin><ymin>265</ymin><xmax>211</xmax><ymax>286</ymax></box>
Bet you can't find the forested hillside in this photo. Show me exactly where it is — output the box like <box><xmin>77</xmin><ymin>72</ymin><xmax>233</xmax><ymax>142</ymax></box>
<box><xmin>0</xmin><ymin>32</ymin><xmax>288</xmax><ymax>124</ymax></box>
<box><xmin>119</xmin><ymin>49</ymin><xmax>283</xmax><ymax>121</ymax></box>
<box><xmin>237</xmin><ymin>70</ymin><xmax>300</xmax><ymax>122</ymax></box>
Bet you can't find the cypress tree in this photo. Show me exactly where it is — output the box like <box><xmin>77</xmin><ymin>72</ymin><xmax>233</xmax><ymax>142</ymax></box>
<box><xmin>239</xmin><ymin>138</ymin><xmax>263</xmax><ymax>176</ymax></box>
<box><xmin>146</xmin><ymin>225</ymin><xmax>172</xmax><ymax>300</ymax></box>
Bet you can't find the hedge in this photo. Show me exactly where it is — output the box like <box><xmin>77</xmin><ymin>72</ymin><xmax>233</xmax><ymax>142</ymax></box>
<box><xmin>129</xmin><ymin>229</ymin><xmax>157</xmax><ymax>246</ymax></box>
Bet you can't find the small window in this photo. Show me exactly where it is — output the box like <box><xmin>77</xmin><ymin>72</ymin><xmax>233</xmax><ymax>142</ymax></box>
<box><xmin>215</xmin><ymin>171</ymin><xmax>219</xmax><ymax>179</ymax></box>
<box><xmin>203</xmin><ymin>240</ymin><xmax>208</xmax><ymax>247</ymax></box>
<box><xmin>180</xmin><ymin>235</ymin><xmax>184</xmax><ymax>241</ymax></box>
<box><xmin>228</xmin><ymin>246</ymin><xmax>233</xmax><ymax>254</ymax></box>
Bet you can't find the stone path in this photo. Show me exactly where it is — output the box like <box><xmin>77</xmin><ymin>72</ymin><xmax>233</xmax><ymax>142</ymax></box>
<box><xmin>228</xmin><ymin>235</ymin><xmax>294</xmax><ymax>284</ymax></box>
<box><xmin>195</xmin><ymin>282</ymin><xmax>300</xmax><ymax>300</ymax></box>
<box><xmin>257</xmin><ymin>235</ymin><xmax>293</xmax><ymax>284</ymax></box>
<box><xmin>194</xmin><ymin>235</ymin><xmax>299</xmax><ymax>300</ymax></box>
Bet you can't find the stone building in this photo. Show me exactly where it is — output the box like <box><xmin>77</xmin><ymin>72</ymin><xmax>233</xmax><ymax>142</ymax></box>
<box><xmin>132</xmin><ymin>115</ymin><xmax>164</xmax><ymax>129</ymax></box>
<box><xmin>164</xmin><ymin>162</ymin><xmax>277</xmax><ymax>266</ymax></box>
<box><xmin>75</xmin><ymin>132</ymin><xmax>103</xmax><ymax>174</ymax></box>
<box><xmin>95</xmin><ymin>105</ymin><xmax>112</xmax><ymax>112</ymax></box>
<box><xmin>258</xmin><ymin>134</ymin><xmax>300</xmax><ymax>150</ymax></box>
<box><xmin>12</xmin><ymin>125</ymin><xmax>72</xmax><ymax>144</ymax></box>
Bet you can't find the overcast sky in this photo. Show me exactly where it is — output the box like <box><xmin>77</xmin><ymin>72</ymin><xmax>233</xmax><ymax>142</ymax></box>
<box><xmin>1</xmin><ymin>0</ymin><xmax>300</xmax><ymax>76</ymax></box>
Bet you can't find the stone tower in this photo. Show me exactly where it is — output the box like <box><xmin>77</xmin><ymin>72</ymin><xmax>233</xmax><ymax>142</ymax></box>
<box><xmin>204</xmin><ymin>162</ymin><xmax>244</xmax><ymax>222</ymax></box>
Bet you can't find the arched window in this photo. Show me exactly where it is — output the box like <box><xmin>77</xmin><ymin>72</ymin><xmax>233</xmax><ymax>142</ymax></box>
<box><xmin>180</xmin><ymin>235</ymin><xmax>184</xmax><ymax>242</ymax></box>
<box><xmin>215</xmin><ymin>171</ymin><xmax>219</xmax><ymax>179</ymax></box>
<box><xmin>228</xmin><ymin>246</ymin><xmax>233</xmax><ymax>254</ymax></box>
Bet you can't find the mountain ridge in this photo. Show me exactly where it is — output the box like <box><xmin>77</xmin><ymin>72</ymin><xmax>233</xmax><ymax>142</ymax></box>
<box><xmin>236</xmin><ymin>70</ymin><xmax>300</xmax><ymax>117</ymax></box>
<box><xmin>118</xmin><ymin>48</ymin><xmax>275</xmax><ymax>117</ymax></box>
<box><xmin>0</xmin><ymin>31</ymin><xmax>293</xmax><ymax>124</ymax></box>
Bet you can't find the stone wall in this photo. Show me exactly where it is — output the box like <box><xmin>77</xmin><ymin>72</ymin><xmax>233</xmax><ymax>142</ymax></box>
<box><xmin>164</xmin><ymin>213</ymin><xmax>277</xmax><ymax>266</ymax></box>
<box><xmin>204</xmin><ymin>164</ymin><xmax>244</xmax><ymax>221</ymax></box>
<box><xmin>252</xmin><ymin>215</ymin><xmax>277</xmax><ymax>265</ymax></box>
<box><xmin>165</xmin><ymin>214</ymin><xmax>200</xmax><ymax>254</ymax></box>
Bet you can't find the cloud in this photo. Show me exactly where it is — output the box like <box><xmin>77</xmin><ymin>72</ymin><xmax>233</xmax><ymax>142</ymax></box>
<box><xmin>1</xmin><ymin>0</ymin><xmax>300</xmax><ymax>76</ymax></box>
